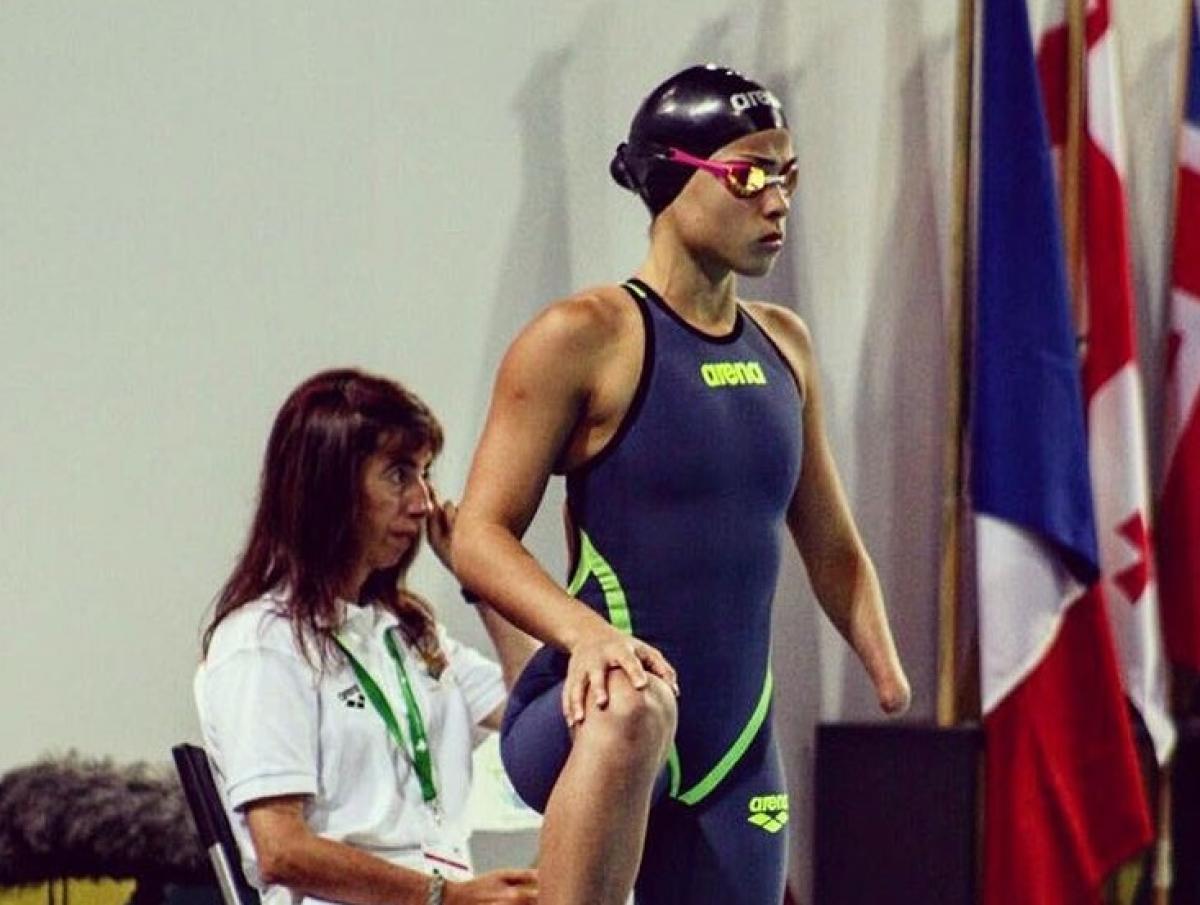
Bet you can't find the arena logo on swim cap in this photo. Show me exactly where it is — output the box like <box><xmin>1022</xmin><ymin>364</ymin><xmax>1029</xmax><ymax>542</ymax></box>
<box><xmin>729</xmin><ymin>90</ymin><xmax>782</xmax><ymax>113</ymax></box>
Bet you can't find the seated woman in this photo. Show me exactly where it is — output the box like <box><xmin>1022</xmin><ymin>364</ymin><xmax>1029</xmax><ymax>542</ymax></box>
<box><xmin>194</xmin><ymin>368</ymin><xmax>539</xmax><ymax>905</ymax></box>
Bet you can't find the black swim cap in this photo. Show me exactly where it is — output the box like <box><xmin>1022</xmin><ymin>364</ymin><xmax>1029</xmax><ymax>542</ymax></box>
<box><xmin>610</xmin><ymin>64</ymin><xmax>788</xmax><ymax>216</ymax></box>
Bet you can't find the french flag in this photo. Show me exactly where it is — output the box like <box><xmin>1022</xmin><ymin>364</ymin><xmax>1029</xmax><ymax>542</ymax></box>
<box><xmin>1159</xmin><ymin>0</ymin><xmax>1200</xmax><ymax>677</ymax></box>
<box><xmin>975</xmin><ymin>1</ymin><xmax>1152</xmax><ymax>901</ymax></box>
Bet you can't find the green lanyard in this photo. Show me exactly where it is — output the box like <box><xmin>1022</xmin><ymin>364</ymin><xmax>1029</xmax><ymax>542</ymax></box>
<box><xmin>333</xmin><ymin>629</ymin><xmax>438</xmax><ymax>807</ymax></box>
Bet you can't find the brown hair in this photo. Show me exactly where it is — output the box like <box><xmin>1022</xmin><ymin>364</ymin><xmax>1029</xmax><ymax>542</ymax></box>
<box><xmin>203</xmin><ymin>368</ymin><xmax>447</xmax><ymax>672</ymax></box>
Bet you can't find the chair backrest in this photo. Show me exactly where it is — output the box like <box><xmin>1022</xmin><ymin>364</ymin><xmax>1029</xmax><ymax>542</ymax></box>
<box><xmin>171</xmin><ymin>744</ymin><xmax>260</xmax><ymax>905</ymax></box>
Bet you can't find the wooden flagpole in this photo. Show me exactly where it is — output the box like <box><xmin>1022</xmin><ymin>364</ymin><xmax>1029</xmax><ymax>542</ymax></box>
<box><xmin>937</xmin><ymin>0</ymin><xmax>978</xmax><ymax>728</ymax></box>
<box><xmin>1064</xmin><ymin>0</ymin><xmax>1087</xmax><ymax>338</ymax></box>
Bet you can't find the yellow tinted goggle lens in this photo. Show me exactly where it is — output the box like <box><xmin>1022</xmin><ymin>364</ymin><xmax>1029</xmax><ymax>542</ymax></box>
<box><xmin>726</xmin><ymin>164</ymin><xmax>796</xmax><ymax>198</ymax></box>
<box><xmin>727</xmin><ymin>166</ymin><xmax>767</xmax><ymax>197</ymax></box>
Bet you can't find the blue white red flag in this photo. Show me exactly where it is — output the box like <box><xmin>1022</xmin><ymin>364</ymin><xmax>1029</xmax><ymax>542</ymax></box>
<box><xmin>974</xmin><ymin>1</ymin><xmax>1152</xmax><ymax>901</ymax></box>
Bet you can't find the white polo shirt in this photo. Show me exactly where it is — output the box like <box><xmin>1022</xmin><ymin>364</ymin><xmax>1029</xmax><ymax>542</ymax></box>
<box><xmin>194</xmin><ymin>594</ymin><xmax>505</xmax><ymax>905</ymax></box>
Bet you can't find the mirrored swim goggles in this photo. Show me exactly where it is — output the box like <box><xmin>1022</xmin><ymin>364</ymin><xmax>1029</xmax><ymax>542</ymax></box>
<box><xmin>657</xmin><ymin>146</ymin><xmax>799</xmax><ymax>200</ymax></box>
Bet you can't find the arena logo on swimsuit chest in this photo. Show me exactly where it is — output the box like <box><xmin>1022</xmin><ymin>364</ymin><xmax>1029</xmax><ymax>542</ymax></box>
<box><xmin>700</xmin><ymin>361</ymin><xmax>768</xmax><ymax>388</ymax></box>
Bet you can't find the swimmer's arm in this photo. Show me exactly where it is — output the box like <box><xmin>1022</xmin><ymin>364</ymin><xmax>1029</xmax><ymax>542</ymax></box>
<box><xmin>453</xmin><ymin>299</ymin><xmax>613</xmax><ymax>650</ymax></box>
<box><xmin>453</xmin><ymin>298</ymin><xmax>677</xmax><ymax>722</ymax></box>
<box><xmin>424</xmin><ymin>490</ymin><xmax>539</xmax><ymax>701</ymax></box>
<box><xmin>751</xmin><ymin>304</ymin><xmax>911</xmax><ymax>715</ymax></box>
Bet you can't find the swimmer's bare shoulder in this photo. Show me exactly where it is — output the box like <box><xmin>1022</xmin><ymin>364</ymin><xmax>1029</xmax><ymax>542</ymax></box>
<box><xmin>510</xmin><ymin>284</ymin><xmax>643</xmax><ymax>383</ymax></box>
<box><xmin>743</xmin><ymin>299</ymin><xmax>812</xmax><ymax>402</ymax></box>
<box><xmin>498</xmin><ymin>285</ymin><xmax>644</xmax><ymax>471</ymax></box>
<box><xmin>522</xmin><ymin>284</ymin><xmax>642</xmax><ymax>356</ymax></box>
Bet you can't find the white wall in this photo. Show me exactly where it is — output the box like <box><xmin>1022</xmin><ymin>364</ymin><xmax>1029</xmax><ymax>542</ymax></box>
<box><xmin>0</xmin><ymin>0</ymin><xmax>1185</xmax><ymax>898</ymax></box>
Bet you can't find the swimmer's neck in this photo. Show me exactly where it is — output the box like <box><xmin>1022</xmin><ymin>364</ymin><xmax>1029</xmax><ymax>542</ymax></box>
<box><xmin>636</xmin><ymin>245</ymin><xmax>738</xmax><ymax>331</ymax></box>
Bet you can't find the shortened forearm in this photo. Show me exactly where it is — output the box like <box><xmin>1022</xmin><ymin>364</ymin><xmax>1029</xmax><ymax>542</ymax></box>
<box><xmin>810</xmin><ymin>547</ymin><xmax>902</xmax><ymax>682</ymax></box>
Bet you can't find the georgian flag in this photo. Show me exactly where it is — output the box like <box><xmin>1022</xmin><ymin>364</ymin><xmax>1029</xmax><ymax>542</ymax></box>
<box><xmin>1159</xmin><ymin>0</ymin><xmax>1200</xmax><ymax>677</ymax></box>
<box><xmin>1034</xmin><ymin>0</ymin><xmax>1176</xmax><ymax>762</ymax></box>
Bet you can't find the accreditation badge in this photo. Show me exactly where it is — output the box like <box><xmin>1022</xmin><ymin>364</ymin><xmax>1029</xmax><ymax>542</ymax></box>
<box><xmin>421</xmin><ymin>839</ymin><xmax>473</xmax><ymax>881</ymax></box>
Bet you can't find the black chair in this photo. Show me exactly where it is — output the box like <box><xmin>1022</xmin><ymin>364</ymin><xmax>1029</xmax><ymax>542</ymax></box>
<box><xmin>171</xmin><ymin>744</ymin><xmax>260</xmax><ymax>905</ymax></box>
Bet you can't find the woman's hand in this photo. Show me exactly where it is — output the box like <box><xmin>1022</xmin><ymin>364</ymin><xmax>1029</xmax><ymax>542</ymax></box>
<box><xmin>444</xmin><ymin>868</ymin><xmax>538</xmax><ymax>904</ymax></box>
<box><xmin>425</xmin><ymin>486</ymin><xmax>456</xmax><ymax>572</ymax></box>
<box><xmin>562</xmin><ymin>623</ymin><xmax>679</xmax><ymax>727</ymax></box>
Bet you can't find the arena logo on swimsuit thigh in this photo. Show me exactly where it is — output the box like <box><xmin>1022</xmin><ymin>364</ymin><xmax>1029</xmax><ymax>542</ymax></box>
<box><xmin>699</xmin><ymin>360</ymin><xmax>768</xmax><ymax>388</ymax></box>
<box><xmin>747</xmin><ymin>793</ymin><xmax>789</xmax><ymax>834</ymax></box>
